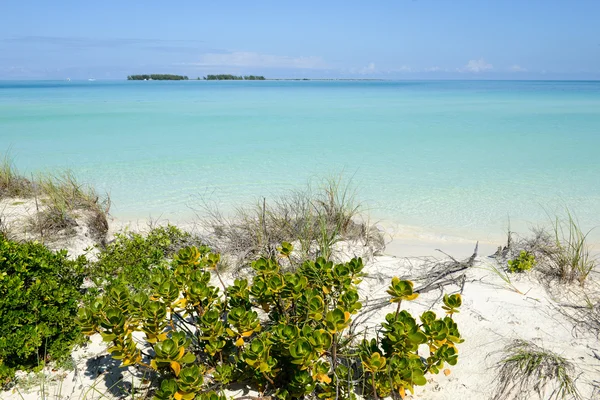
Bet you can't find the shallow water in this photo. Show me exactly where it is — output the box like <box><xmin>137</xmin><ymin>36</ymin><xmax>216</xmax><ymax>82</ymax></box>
<box><xmin>1</xmin><ymin>80</ymin><xmax>599</xmax><ymax>241</ymax></box>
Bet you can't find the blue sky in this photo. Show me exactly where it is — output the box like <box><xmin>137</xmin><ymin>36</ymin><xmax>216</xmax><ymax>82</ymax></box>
<box><xmin>0</xmin><ymin>0</ymin><xmax>599</xmax><ymax>79</ymax></box>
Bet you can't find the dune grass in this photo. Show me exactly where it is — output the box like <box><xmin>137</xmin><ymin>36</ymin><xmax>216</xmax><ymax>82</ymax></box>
<box><xmin>0</xmin><ymin>155</ymin><xmax>35</xmax><ymax>198</ymax></box>
<box><xmin>492</xmin><ymin>339</ymin><xmax>581</xmax><ymax>400</ymax></box>
<box><xmin>201</xmin><ymin>177</ymin><xmax>384</xmax><ymax>268</ymax></box>
<box><xmin>31</xmin><ymin>171</ymin><xmax>111</xmax><ymax>242</ymax></box>
<box><xmin>494</xmin><ymin>212</ymin><xmax>596</xmax><ymax>287</ymax></box>
<box><xmin>0</xmin><ymin>155</ymin><xmax>110</xmax><ymax>243</ymax></box>
<box><xmin>544</xmin><ymin>212</ymin><xmax>596</xmax><ymax>286</ymax></box>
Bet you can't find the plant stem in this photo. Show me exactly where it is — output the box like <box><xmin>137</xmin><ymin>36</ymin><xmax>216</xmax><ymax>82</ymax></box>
<box><xmin>395</xmin><ymin>300</ymin><xmax>402</xmax><ymax>319</ymax></box>
<box><xmin>372</xmin><ymin>372</ymin><xmax>378</xmax><ymax>400</ymax></box>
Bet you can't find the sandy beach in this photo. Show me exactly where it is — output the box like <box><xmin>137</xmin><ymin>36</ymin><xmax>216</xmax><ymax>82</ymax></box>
<box><xmin>1</xmin><ymin>196</ymin><xmax>599</xmax><ymax>400</ymax></box>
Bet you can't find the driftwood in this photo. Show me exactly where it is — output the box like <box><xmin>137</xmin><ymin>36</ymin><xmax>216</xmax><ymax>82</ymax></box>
<box><xmin>414</xmin><ymin>241</ymin><xmax>478</xmax><ymax>295</ymax></box>
<box><xmin>358</xmin><ymin>242</ymin><xmax>479</xmax><ymax>317</ymax></box>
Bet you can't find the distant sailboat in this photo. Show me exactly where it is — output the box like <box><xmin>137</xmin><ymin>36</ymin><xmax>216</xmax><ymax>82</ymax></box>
<box><xmin>66</xmin><ymin>78</ymin><xmax>71</xmax><ymax>81</ymax></box>
<box><xmin>88</xmin><ymin>78</ymin><xmax>96</xmax><ymax>81</ymax></box>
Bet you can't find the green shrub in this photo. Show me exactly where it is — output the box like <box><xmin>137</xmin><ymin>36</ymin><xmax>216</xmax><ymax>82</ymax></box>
<box><xmin>508</xmin><ymin>251</ymin><xmax>536</xmax><ymax>273</ymax></box>
<box><xmin>80</xmin><ymin>243</ymin><xmax>463</xmax><ymax>400</ymax></box>
<box><xmin>88</xmin><ymin>225</ymin><xmax>202</xmax><ymax>293</ymax></box>
<box><xmin>0</xmin><ymin>236</ymin><xmax>86</xmax><ymax>384</ymax></box>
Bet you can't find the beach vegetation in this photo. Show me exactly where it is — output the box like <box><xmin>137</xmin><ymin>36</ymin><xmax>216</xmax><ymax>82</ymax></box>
<box><xmin>202</xmin><ymin>177</ymin><xmax>384</xmax><ymax>268</ymax></box>
<box><xmin>127</xmin><ymin>74</ymin><xmax>188</xmax><ymax>81</ymax></box>
<box><xmin>79</xmin><ymin>243</ymin><xmax>463</xmax><ymax>400</ymax></box>
<box><xmin>86</xmin><ymin>225</ymin><xmax>204</xmax><ymax>294</ymax></box>
<box><xmin>0</xmin><ymin>155</ymin><xmax>35</xmax><ymax>198</ymax></box>
<box><xmin>28</xmin><ymin>171</ymin><xmax>111</xmax><ymax>243</ymax></box>
<box><xmin>542</xmin><ymin>212</ymin><xmax>596</xmax><ymax>286</ymax></box>
<box><xmin>491</xmin><ymin>339</ymin><xmax>581</xmax><ymax>400</ymax></box>
<box><xmin>0</xmin><ymin>236</ymin><xmax>86</xmax><ymax>385</ymax></box>
<box><xmin>0</xmin><ymin>155</ymin><xmax>110</xmax><ymax>244</ymax></box>
<box><xmin>493</xmin><ymin>212</ymin><xmax>596</xmax><ymax>286</ymax></box>
<box><xmin>487</xmin><ymin>263</ymin><xmax>523</xmax><ymax>294</ymax></box>
<box><xmin>508</xmin><ymin>250</ymin><xmax>536</xmax><ymax>273</ymax></box>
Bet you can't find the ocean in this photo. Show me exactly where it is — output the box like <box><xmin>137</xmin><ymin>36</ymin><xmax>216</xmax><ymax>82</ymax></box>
<box><xmin>1</xmin><ymin>80</ymin><xmax>599</xmax><ymax>242</ymax></box>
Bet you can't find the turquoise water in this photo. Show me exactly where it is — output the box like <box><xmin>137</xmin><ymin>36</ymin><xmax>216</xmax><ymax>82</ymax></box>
<box><xmin>1</xmin><ymin>80</ymin><xmax>599</xmax><ymax>241</ymax></box>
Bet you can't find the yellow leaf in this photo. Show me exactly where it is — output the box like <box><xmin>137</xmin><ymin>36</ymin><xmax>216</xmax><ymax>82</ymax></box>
<box><xmin>444</xmin><ymin>368</ymin><xmax>451</xmax><ymax>376</ymax></box>
<box><xmin>344</xmin><ymin>311</ymin><xmax>351</xmax><ymax>322</ymax></box>
<box><xmin>241</xmin><ymin>330</ymin><xmax>254</xmax><ymax>337</ymax></box>
<box><xmin>315</xmin><ymin>373</ymin><xmax>332</xmax><ymax>384</ymax></box>
<box><xmin>322</xmin><ymin>286</ymin><xmax>330</xmax><ymax>294</ymax></box>
<box><xmin>171</xmin><ymin>361</ymin><xmax>181</xmax><ymax>376</ymax></box>
<box><xmin>172</xmin><ymin>298</ymin><xmax>188</xmax><ymax>309</ymax></box>
<box><xmin>399</xmin><ymin>387</ymin><xmax>406</xmax><ymax>399</ymax></box>
<box><xmin>177</xmin><ymin>346</ymin><xmax>185</xmax><ymax>360</ymax></box>
<box><xmin>406</xmin><ymin>293</ymin><xmax>419</xmax><ymax>301</ymax></box>
<box><xmin>174</xmin><ymin>392</ymin><xmax>183</xmax><ymax>400</ymax></box>
<box><xmin>235</xmin><ymin>337</ymin><xmax>245</xmax><ymax>347</ymax></box>
<box><xmin>150</xmin><ymin>360</ymin><xmax>158</xmax><ymax>370</ymax></box>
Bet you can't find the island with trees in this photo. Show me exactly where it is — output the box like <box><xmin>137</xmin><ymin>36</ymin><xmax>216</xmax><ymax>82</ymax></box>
<box><xmin>202</xmin><ymin>74</ymin><xmax>265</xmax><ymax>80</ymax></box>
<box><xmin>127</xmin><ymin>74</ymin><xmax>189</xmax><ymax>80</ymax></box>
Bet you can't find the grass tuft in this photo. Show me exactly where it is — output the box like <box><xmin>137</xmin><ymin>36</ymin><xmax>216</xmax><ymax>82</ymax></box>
<box><xmin>493</xmin><ymin>212</ymin><xmax>596</xmax><ymax>287</ymax></box>
<box><xmin>201</xmin><ymin>177</ymin><xmax>384</xmax><ymax>268</ymax></box>
<box><xmin>31</xmin><ymin>171</ymin><xmax>111</xmax><ymax>242</ymax></box>
<box><xmin>492</xmin><ymin>339</ymin><xmax>581</xmax><ymax>400</ymax></box>
<box><xmin>543</xmin><ymin>212</ymin><xmax>596</xmax><ymax>286</ymax></box>
<box><xmin>0</xmin><ymin>155</ymin><xmax>35</xmax><ymax>198</ymax></box>
<box><xmin>0</xmin><ymin>154</ymin><xmax>110</xmax><ymax>244</ymax></box>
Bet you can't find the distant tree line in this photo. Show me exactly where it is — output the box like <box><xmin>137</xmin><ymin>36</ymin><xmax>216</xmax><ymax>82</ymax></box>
<box><xmin>201</xmin><ymin>74</ymin><xmax>266</xmax><ymax>80</ymax></box>
<box><xmin>127</xmin><ymin>74</ymin><xmax>189</xmax><ymax>80</ymax></box>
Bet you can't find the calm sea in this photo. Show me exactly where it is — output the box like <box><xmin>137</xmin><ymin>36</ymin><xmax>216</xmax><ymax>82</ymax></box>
<box><xmin>1</xmin><ymin>80</ymin><xmax>599</xmax><ymax>242</ymax></box>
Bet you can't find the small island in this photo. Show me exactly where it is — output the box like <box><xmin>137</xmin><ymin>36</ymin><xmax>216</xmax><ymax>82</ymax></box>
<box><xmin>127</xmin><ymin>74</ymin><xmax>189</xmax><ymax>81</ymax></box>
<box><xmin>202</xmin><ymin>74</ymin><xmax>265</xmax><ymax>80</ymax></box>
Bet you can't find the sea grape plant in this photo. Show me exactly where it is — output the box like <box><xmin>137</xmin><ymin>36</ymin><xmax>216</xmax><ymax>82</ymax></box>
<box><xmin>79</xmin><ymin>242</ymin><xmax>463</xmax><ymax>399</ymax></box>
<box><xmin>508</xmin><ymin>250</ymin><xmax>536</xmax><ymax>273</ymax></box>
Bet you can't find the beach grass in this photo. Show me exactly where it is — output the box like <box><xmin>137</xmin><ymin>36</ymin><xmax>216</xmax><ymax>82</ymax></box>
<box><xmin>496</xmin><ymin>213</ymin><xmax>596</xmax><ymax>287</ymax></box>
<box><xmin>202</xmin><ymin>176</ymin><xmax>384</xmax><ymax>267</ymax></box>
<box><xmin>0</xmin><ymin>155</ymin><xmax>35</xmax><ymax>198</ymax></box>
<box><xmin>0</xmin><ymin>154</ymin><xmax>110</xmax><ymax>243</ymax></box>
<box><xmin>544</xmin><ymin>212</ymin><xmax>596</xmax><ymax>286</ymax></box>
<box><xmin>492</xmin><ymin>339</ymin><xmax>581</xmax><ymax>400</ymax></box>
<box><xmin>32</xmin><ymin>171</ymin><xmax>111</xmax><ymax>242</ymax></box>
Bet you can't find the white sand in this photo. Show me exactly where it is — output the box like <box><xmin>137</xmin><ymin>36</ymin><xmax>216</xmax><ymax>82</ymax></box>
<box><xmin>1</xmin><ymin>202</ymin><xmax>599</xmax><ymax>399</ymax></box>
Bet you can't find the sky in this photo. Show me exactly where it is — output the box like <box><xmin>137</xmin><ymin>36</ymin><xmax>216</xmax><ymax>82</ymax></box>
<box><xmin>0</xmin><ymin>0</ymin><xmax>599</xmax><ymax>80</ymax></box>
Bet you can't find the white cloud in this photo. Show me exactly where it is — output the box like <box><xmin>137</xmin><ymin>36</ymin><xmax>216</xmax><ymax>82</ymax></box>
<box><xmin>425</xmin><ymin>66</ymin><xmax>442</xmax><ymax>72</ymax></box>
<box><xmin>509</xmin><ymin>64</ymin><xmax>527</xmax><ymax>72</ymax></box>
<box><xmin>393</xmin><ymin>65</ymin><xmax>413</xmax><ymax>73</ymax></box>
<box><xmin>186</xmin><ymin>51</ymin><xmax>327</xmax><ymax>69</ymax></box>
<box><xmin>461</xmin><ymin>58</ymin><xmax>493</xmax><ymax>73</ymax></box>
<box><xmin>357</xmin><ymin>64</ymin><xmax>415</xmax><ymax>74</ymax></box>
<box><xmin>359</xmin><ymin>62</ymin><xmax>377</xmax><ymax>74</ymax></box>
